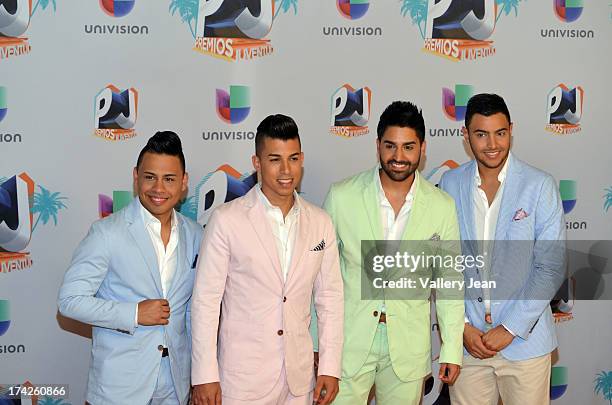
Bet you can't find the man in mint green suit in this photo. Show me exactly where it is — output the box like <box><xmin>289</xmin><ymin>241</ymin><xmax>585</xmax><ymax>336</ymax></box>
<box><xmin>322</xmin><ymin>101</ymin><xmax>465</xmax><ymax>404</ymax></box>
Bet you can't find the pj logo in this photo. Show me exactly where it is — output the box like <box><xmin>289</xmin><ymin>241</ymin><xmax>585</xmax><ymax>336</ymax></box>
<box><xmin>179</xmin><ymin>164</ymin><xmax>257</xmax><ymax>227</ymax></box>
<box><xmin>329</xmin><ymin>84</ymin><xmax>371</xmax><ymax>138</ymax></box>
<box><xmin>0</xmin><ymin>173</ymin><xmax>67</xmax><ymax>274</ymax></box>
<box><xmin>545</xmin><ymin>83</ymin><xmax>583</xmax><ymax>135</ymax></box>
<box><xmin>401</xmin><ymin>0</ymin><xmax>523</xmax><ymax>61</ymax></box>
<box><xmin>194</xmin><ymin>0</ymin><xmax>275</xmax><ymax>61</ymax></box>
<box><xmin>0</xmin><ymin>0</ymin><xmax>31</xmax><ymax>60</ymax></box>
<box><xmin>94</xmin><ymin>84</ymin><xmax>139</xmax><ymax>141</ymax></box>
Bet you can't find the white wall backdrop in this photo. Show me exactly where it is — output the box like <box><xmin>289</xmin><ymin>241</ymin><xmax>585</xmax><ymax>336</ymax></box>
<box><xmin>1</xmin><ymin>0</ymin><xmax>611</xmax><ymax>404</ymax></box>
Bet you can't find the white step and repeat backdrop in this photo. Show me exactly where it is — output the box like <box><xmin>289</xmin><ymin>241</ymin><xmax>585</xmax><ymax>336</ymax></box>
<box><xmin>1</xmin><ymin>0</ymin><xmax>611</xmax><ymax>404</ymax></box>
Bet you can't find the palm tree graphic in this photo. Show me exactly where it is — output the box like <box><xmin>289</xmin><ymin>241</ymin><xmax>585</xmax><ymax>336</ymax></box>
<box><xmin>495</xmin><ymin>0</ymin><xmax>522</xmax><ymax>22</ymax></box>
<box><xmin>399</xmin><ymin>0</ymin><xmax>523</xmax><ymax>39</ymax></box>
<box><xmin>31</xmin><ymin>185</ymin><xmax>68</xmax><ymax>232</ymax></box>
<box><xmin>604</xmin><ymin>187</ymin><xmax>612</xmax><ymax>213</ymax></box>
<box><xmin>169</xmin><ymin>0</ymin><xmax>199</xmax><ymax>38</ymax></box>
<box><xmin>171</xmin><ymin>0</ymin><xmax>298</xmax><ymax>37</ymax></box>
<box><xmin>594</xmin><ymin>370</ymin><xmax>612</xmax><ymax>405</ymax></box>
<box><xmin>179</xmin><ymin>195</ymin><xmax>197</xmax><ymax>221</ymax></box>
<box><xmin>274</xmin><ymin>0</ymin><xmax>298</xmax><ymax>19</ymax></box>
<box><xmin>32</xmin><ymin>0</ymin><xmax>57</xmax><ymax>16</ymax></box>
<box><xmin>400</xmin><ymin>0</ymin><xmax>427</xmax><ymax>39</ymax></box>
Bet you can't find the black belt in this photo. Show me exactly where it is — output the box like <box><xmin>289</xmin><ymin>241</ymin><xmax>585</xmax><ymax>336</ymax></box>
<box><xmin>158</xmin><ymin>345</ymin><xmax>169</xmax><ymax>357</ymax></box>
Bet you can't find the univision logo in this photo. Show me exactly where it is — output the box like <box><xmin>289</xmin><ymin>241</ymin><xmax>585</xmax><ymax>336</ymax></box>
<box><xmin>216</xmin><ymin>85</ymin><xmax>250</xmax><ymax>124</ymax></box>
<box><xmin>337</xmin><ymin>0</ymin><xmax>369</xmax><ymax>20</ymax></box>
<box><xmin>550</xmin><ymin>366</ymin><xmax>568</xmax><ymax>399</ymax></box>
<box><xmin>443</xmin><ymin>84</ymin><xmax>473</xmax><ymax>122</ymax></box>
<box><xmin>0</xmin><ymin>300</ymin><xmax>9</xmax><ymax>336</ymax></box>
<box><xmin>0</xmin><ymin>86</ymin><xmax>24</xmax><ymax>143</ymax></box>
<box><xmin>98</xmin><ymin>191</ymin><xmax>132</xmax><ymax>218</ymax></box>
<box><xmin>554</xmin><ymin>0</ymin><xmax>583</xmax><ymax>23</ymax></box>
<box><xmin>0</xmin><ymin>86</ymin><xmax>7</xmax><ymax>122</ymax></box>
<box><xmin>559</xmin><ymin>180</ymin><xmax>576</xmax><ymax>214</ymax></box>
<box><xmin>203</xmin><ymin>85</ymin><xmax>255</xmax><ymax>142</ymax></box>
<box><xmin>559</xmin><ymin>180</ymin><xmax>587</xmax><ymax>230</ymax></box>
<box><xmin>84</xmin><ymin>0</ymin><xmax>149</xmax><ymax>35</ymax></box>
<box><xmin>323</xmin><ymin>0</ymin><xmax>382</xmax><ymax>37</ymax></box>
<box><xmin>541</xmin><ymin>0</ymin><xmax>594</xmax><ymax>38</ymax></box>
<box><xmin>100</xmin><ymin>0</ymin><xmax>136</xmax><ymax>18</ymax></box>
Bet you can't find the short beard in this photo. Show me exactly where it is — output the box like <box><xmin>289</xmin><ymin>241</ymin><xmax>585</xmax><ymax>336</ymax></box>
<box><xmin>380</xmin><ymin>155</ymin><xmax>420</xmax><ymax>182</ymax></box>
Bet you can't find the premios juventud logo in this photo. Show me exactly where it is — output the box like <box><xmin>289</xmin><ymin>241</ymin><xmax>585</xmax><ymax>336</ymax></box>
<box><xmin>170</xmin><ymin>0</ymin><xmax>299</xmax><ymax>61</ymax></box>
<box><xmin>179</xmin><ymin>164</ymin><xmax>257</xmax><ymax>227</ymax></box>
<box><xmin>0</xmin><ymin>0</ymin><xmax>57</xmax><ymax>61</ymax></box>
<box><xmin>93</xmin><ymin>84</ymin><xmax>139</xmax><ymax>141</ymax></box>
<box><xmin>330</xmin><ymin>84</ymin><xmax>371</xmax><ymax>138</ymax></box>
<box><xmin>400</xmin><ymin>0</ymin><xmax>524</xmax><ymax>61</ymax></box>
<box><xmin>0</xmin><ymin>173</ymin><xmax>67</xmax><ymax>274</ymax></box>
<box><xmin>545</xmin><ymin>84</ymin><xmax>583</xmax><ymax>135</ymax></box>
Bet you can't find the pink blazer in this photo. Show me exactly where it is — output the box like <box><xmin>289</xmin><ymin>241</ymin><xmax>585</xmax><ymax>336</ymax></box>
<box><xmin>191</xmin><ymin>188</ymin><xmax>343</xmax><ymax>400</ymax></box>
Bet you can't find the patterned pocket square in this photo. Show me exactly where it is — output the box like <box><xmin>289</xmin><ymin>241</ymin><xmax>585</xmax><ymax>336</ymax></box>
<box><xmin>311</xmin><ymin>240</ymin><xmax>325</xmax><ymax>251</ymax></box>
<box><xmin>513</xmin><ymin>208</ymin><xmax>529</xmax><ymax>221</ymax></box>
<box><xmin>429</xmin><ymin>233</ymin><xmax>441</xmax><ymax>241</ymax></box>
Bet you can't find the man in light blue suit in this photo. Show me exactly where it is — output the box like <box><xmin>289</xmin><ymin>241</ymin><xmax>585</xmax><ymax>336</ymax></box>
<box><xmin>439</xmin><ymin>94</ymin><xmax>566</xmax><ymax>405</ymax></box>
<box><xmin>58</xmin><ymin>131</ymin><xmax>203</xmax><ymax>405</ymax></box>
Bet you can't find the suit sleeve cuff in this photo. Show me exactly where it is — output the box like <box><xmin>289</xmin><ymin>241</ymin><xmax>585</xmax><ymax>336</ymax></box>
<box><xmin>502</xmin><ymin>323</ymin><xmax>516</xmax><ymax>337</ymax></box>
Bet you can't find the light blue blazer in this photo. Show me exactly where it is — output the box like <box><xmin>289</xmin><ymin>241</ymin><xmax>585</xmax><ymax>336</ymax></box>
<box><xmin>58</xmin><ymin>198</ymin><xmax>203</xmax><ymax>405</ymax></box>
<box><xmin>439</xmin><ymin>154</ymin><xmax>566</xmax><ymax>361</ymax></box>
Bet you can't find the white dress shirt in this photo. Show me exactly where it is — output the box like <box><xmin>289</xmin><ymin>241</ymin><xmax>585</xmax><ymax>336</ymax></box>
<box><xmin>376</xmin><ymin>169</ymin><xmax>417</xmax><ymax>313</ymax></box>
<box><xmin>135</xmin><ymin>200</ymin><xmax>179</xmax><ymax>328</ymax></box>
<box><xmin>257</xmin><ymin>185</ymin><xmax>300</xmax><ymax>283</ymax></box>
<box><xmin>472</xmin><ymin>154</ymin><xmax>514</xmax><ymax>334</ymax></box>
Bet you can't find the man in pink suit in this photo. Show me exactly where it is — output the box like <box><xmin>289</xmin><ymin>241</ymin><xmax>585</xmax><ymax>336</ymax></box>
<box><xmin>191</xmin><ymin>114</ymin><xmax>344</xmax><ymax>405</ymax></box>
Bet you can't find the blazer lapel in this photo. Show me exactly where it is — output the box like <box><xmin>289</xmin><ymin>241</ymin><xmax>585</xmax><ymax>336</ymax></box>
<box><xmin>245</xmin><ymin>188</ymin><xmax>284</xmax><ymax>284</ymax></box>
<box><xmin>166</xmin><ymin>217</ymin><xmax>188</xmax><ymax>299</ymax></box>
<box><xmin>285</xmin><ymin>200</ymin><xmax>309</xmax><ymax>286</ymax></box>
<box><xmin>362</xmin><ymin>168</ymin><xmax>383</xmax><ymax>240</ymax></box>
<box><xmin>400</xmin><ymin>172</ymin><xmax>425</xmax><ymax>240</ymax></box>
<box><xmin>126</xmin><ymin>198</ymin><xmax>164</xmax><ymax>297</ymax></box>
<box><xmin>494</xmin><ymin>154</ymin><xmax>522</xmax><ymax>241</ymax></box>
<box><xmin>459</xmin><ymin>161</ymin><xmax>478</xmax><ymax>257</ymax></box>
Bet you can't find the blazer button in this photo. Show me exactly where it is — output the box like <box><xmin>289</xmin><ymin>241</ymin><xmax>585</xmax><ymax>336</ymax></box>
<box><xmin>477</xmin><ymin>297</ymin><xmax>483</xmax><ymax>302</ymax></box>
<box><xmin>283</xmin><ymin>297</ymin><xmax>287</xmax><ymax>302</ymax></box>
<box><xmin>158</xmin><ymin>345</ymin><xmax>164</xmax><ymax>351</ymax></box>
<box><xmin>277</xmin><ymin>330</ymin><xmax>284</xmax><ymax>336</ymax></box>
<box><xmin>373</xmin><ymin>311</ymin><xmax>379</xmax><ymax>317</ymax></box>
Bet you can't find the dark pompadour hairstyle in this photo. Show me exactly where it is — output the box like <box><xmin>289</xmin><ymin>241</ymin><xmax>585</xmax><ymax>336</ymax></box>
<box><xmin>376</xmin><ymin>101</ymin><xmax>425</xmax><ymax>143</ymax></box>
<box><xmin>255</xmin><ymin>114</ymin><xmax>301</xmax><ymax>156</ymax></box>
<box><xmin>464</xmin><ymin>93</ymin><xmax>512</xmax><ymax>128</ymax></box>
<box><xmin>136</xmin><ymin>131</ymin><xmax>185</xmax><ymax>171</ymax></box>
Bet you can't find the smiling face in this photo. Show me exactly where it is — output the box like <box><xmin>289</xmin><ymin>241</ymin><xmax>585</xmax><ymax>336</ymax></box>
<box><xmin>133</xmin><ymin>152</ymin><xmax>187</xmax><ymax>221</ymax></box>
<box><xmin>377</xmin><ymin>125</ymin><xmax>425</xmax><ymax>183</ymax></box>
<box><xmin>464</xmin><ymin>112</ymin><xmax>512</xmax><ymax>170</ymax></box>
<box><xmin>252</xmin><ymin>136</ymin><xmax>303</xmax><ymax>206</ymax></box>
